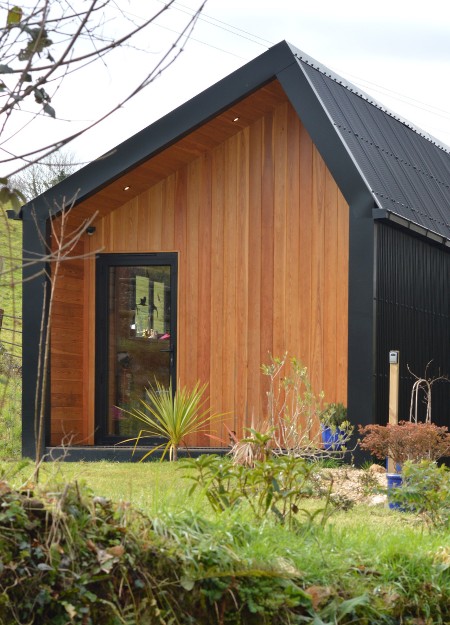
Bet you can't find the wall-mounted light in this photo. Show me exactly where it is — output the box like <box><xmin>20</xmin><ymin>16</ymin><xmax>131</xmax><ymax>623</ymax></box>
<box><xmin>123</xmin><ymin>185</ymin><xmax>131</xmax><ymax>191</ymax></box>
<box><xmin>86</xmin><ymin>226</ymin><xmax>96</xmax><ymax>236</ymax></box>
<box><xmin>233</xmin><ymin>117</ymin><xmax>239</xmax><ymax>122</ymax></box>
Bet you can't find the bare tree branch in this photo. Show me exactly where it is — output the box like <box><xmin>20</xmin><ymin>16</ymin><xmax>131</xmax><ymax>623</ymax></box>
<box><xmin>0</xmin><ymin>0</ymin><xmax>207</xmax><ymax>180</ymax></box>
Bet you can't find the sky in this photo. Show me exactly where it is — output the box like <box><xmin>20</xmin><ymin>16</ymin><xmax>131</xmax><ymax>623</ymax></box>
<box><xmin>3</xmin><ymin>0</ymin><xmax>450</xmax><ymax>175</ymax></box>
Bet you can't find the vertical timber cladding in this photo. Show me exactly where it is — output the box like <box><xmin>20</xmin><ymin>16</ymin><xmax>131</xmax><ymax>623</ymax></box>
<box><xmin>50</xmin><ymin>227</ymin><xmax>87</xmax><ymax>446</ymax></box>
<box><xmin>52</xmin><ymin>99</ymin><xmax>350</xmax><ymax>447</ymax></box>
<box><xmin>375</xmin><ymin>223</ymin><xmax>450</xmax><ymax>428</ymax></box>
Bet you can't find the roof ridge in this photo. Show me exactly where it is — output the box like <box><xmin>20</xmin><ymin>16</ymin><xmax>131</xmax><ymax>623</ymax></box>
<box><xmin>290</xmin><ymin>48</ymin><xmax>450</xmax><ymax>156</ymax></box>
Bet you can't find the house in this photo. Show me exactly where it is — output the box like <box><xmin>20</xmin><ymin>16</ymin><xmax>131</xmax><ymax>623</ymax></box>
<box><xmin>15</xmin><ymin>41</ymin><xmax>450</xmax><ymax>460</ymax></box>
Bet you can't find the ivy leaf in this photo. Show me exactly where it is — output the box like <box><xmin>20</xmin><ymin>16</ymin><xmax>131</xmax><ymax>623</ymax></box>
<box><xmin>7</xmin><ymin>6</ymin><xmax>22</xmax><ymax>25</ymax></box>
<box><xmin>43</xmin><ymin>103</ymin><xmax>55</xmax><ymax>118</ymax></box>
<box><xmin>37</xmin><ymin>563</ymin><xmax>53</xmax><ymax>571</ymax></box>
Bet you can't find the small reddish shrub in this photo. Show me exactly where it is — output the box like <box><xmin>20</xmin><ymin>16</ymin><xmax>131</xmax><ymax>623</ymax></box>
<box><xmin>358</xmin><ymin>421</ymin><xmax>450</xmax><ymax>466</ymax></box>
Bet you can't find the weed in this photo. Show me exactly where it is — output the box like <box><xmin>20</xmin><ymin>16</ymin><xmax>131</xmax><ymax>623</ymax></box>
<box><xmin>181</xmin><ymin>454</ymin><xmax>336</xmax><ymax>531</ymax></box>
<box><xmin>390</xmin><ymin>460</ymin><xmax>450</xmax><ymax>529</ymax></box>
<box><xmin>358</xmin><ymin>467</ymin><xmax>383</xmax><ymax>496</ymax></box>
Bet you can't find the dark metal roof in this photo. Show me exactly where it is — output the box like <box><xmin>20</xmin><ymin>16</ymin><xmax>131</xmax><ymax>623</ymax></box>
<box><xmin>16</xmin><ymin>40</ymin><xmax>450</xmax><ymax>242</ymax></box>
<box><xmin>290</xmin><ymin>46</ymin><xmax>450</xmax><ymax>241</ymax></box>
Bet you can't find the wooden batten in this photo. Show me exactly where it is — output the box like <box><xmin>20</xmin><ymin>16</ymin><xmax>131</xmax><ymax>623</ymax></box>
<box><xmin>50</xmin><ymin>91</ymin><xmax>350</xmax><ymax>448</ymax></box>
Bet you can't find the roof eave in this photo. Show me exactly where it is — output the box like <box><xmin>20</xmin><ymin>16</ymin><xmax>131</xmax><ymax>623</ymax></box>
<box><xmin>372</xmin><ymin>208</ymin><xmax>450</xmax><ymax>246</ymax></box>
<box><xmin>18</xmin><ymin>40</ymin><xmax>298</xmax><ymax>222</ymax></box>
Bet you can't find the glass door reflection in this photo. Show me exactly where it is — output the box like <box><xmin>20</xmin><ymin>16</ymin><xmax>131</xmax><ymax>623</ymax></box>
<box><xmin>96</xmin><ymin>254</ymin><xmax>177</xmax><ymax>443</ymax></box>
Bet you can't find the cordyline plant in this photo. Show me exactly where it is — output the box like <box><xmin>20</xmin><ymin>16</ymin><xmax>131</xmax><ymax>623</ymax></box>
<box><xmin>121</xmin><ymin>379</ymin><xmax>221</xmax><ymax>461</ymax></box>
<box><xmin>358</xmin><ymin>421</ymin><xmax>450</xmax><ymax>467</ymax></box>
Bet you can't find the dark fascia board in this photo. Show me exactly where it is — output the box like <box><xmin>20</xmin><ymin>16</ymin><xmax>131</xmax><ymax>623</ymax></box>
<box><xmin>373</xmin><ymin>208</ymin><xmax>450</xmax><ymax>246</ymax></box>
<box><xmin>17</xmin><ymin>41</ymin><xmax>299</xmax><ymax>222</ymax></box>
<box><xmin>277</xmin><ymin>48</ymin><xmax>373</xmax><ymax>209</ymax></box>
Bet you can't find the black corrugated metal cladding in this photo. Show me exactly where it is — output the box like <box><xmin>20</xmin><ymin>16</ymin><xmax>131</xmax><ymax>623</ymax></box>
<box><xmin>375</xmin><ymin>223</ymin><xmax>450</xmax><ymax>428</ymax></box>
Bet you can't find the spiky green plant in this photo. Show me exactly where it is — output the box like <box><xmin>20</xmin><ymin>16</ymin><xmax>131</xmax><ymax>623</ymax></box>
<box><xmin>123</xmin><ymin>380</ymin><xmax>220</xmax><ymax>461</ymax></box>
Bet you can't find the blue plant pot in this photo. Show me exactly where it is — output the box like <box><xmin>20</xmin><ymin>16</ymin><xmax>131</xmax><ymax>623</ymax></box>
<box><xmin>321</xmin><ymin>426</ymin><xmax>343</xmax><ymax>450</ymax></box>
<box><xmin>385</xmin><ymin>458</ymin><xmax>402</xmax><ymax>474</ymax></box>
<box><xmin>386</xmin><ymin>473</ymin><xmax>404</xmax><ymax>510</ymax></box>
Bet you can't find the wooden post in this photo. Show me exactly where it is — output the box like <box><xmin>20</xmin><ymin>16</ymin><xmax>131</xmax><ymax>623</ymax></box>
<box><xmin>387</xmin><ymin>350</ymin><xmax>400</xmax><ymax>473</ymax></box>
<box><xmin>0</xmin><ymin>308</ymin><xmax>3</xmax><ymax>333</ymax></box>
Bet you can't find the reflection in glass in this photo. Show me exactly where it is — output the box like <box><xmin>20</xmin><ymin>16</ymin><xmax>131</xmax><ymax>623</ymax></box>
<box><xmin>107</xmin><ymin>265</ymin><xmax>171</xmax><ymax>438</ymax></box>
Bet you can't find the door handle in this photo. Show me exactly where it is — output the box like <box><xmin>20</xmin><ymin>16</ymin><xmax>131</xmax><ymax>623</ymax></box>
<box><xmin>160</xmin><ymin>347</ymin><xmax>174</xmax><ymax>369</ymax></box>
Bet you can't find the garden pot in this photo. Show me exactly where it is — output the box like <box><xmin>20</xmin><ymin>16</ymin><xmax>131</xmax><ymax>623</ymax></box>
<box><xmin>386</xmin><ymin>472</ymin><xmax>403</xmax><ymax>510</ymax></box>
<box><xmin>321</xmin><ymin>426</ymin><xmax>343</xmax><ymax>450</ymax></box>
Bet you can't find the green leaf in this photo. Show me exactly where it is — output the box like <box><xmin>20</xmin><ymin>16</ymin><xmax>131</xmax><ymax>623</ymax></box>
<box><xmin>19</xmin><ymin>31</ymin><xmax>53</xmax><ymax>61</ymax></box>
<box><xmin>37</xmin><ymin>562</ymin><xmax>53</xmax><ymax>571</ymax></box>
<box><xmin>0</xmin><ymin>185</ymin><xmax>26</xmax><ymax>211</ymax></box>
<box><xmin>0</xmin><ymin>65</ymin><xmax>14</xmax><ymax>74</ymax></box>
<box><xmin>43</xmin><ymin>103</ymin><xmax>55</xmax><ymax>118</ymax></box>
<box><xmin>7</xmin><ymin>6</ymin><xmax>22</xmax><ymax>25</ymax></box>
<box><xmin>84</xmin><ymin>591</ymin><xmax>97</xmax><ymax>602</ymax></box>
<box><xmin>337</xmin><ymin>594</ymin><xmax>369</xmax><ymax>617</ymax></box>
<box><xmin>62</xmin><ymin>602</ymin><xmax>77</xmax><ymax>619</ymax></box>
<box><xmin>34</xmin><ymin>87</ymin><xmax>50</xmax><ymax>104</ymax></box>
<box><xmin>180</xmin><ymin>575</ymin><xmax>195</xmax><ymax>591</ymax></box>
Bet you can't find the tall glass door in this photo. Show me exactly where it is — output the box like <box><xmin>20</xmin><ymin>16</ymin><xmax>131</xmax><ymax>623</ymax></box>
<box><xmin>95</xmin><ymin>253</ymin><xmax>177</xmax><ymax>443</ymax></box>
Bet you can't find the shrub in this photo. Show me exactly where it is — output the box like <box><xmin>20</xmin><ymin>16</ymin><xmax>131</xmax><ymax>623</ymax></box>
<box><xmin>320</xmin><ymin>402</ymin><xmax>348</xmax><ymax>429</ymax></box>
<box><xmin>181</xmin><ymin>454</ymin><xmax>336</xmax><ymax>530</ymax></box>
<box><xmin>262</xmin><ymin>354</ymin><xmax>353</xmax><ymax>457</ymax></box>
<box><xmin>358</xmin><ymin>421</ymin><xmax>450</xmax><ymax>467</ymax></box>
<box><xmin>390</xmin><ymin>461</ymin><xmax>450</xmax><ymax>529</ymax></box>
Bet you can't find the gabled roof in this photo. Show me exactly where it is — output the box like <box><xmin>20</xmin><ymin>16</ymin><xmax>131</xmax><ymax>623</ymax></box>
<box><xmin>18</xmin><ymin>40</ymin><xmax>450</xmax><ymax>243</ymax></box>
<box><xmin>295</xmin><ymin>49</ymin><xmax>450</xmax><ymax>241</ymax></box>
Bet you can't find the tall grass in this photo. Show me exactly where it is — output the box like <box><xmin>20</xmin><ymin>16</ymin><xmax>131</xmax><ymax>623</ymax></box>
<box><xmin>0</xmin><ymin>373</ymin><xmax>21</xmax><ymax>458</ymax></box>
<box><xmin>0</xmin><ymin>205</ymin><xmax>22</xmax><ymax>459</ymax></box>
